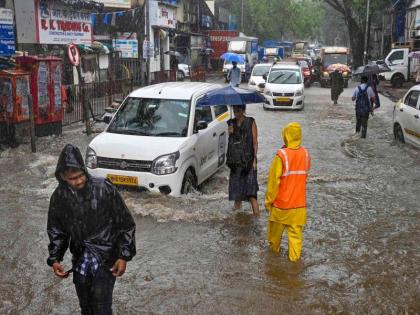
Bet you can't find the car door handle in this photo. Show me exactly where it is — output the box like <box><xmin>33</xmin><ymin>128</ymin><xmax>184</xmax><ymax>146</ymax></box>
<box><xmin>213</xmin><ymin>132</ymin><xmax>217</xmax><ymax>137</ymax></box>
<box><xmin>415</xmin><ymin>114</ymin><xmax>419</xmax><ymax>119</ymax></box>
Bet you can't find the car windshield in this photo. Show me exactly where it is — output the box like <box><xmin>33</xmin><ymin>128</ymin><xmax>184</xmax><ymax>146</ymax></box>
<box><xmin>324</xmin><ymin>54</ymin><xmax>348</xmax><ymax>66</ymax></box>
<box><xmin>252</xmin><ymin>65</ymin><xmax>271</xmax><ymax>76</ymax></box>
<box><xmin>268</xmin><ymin>69</ymin><xmax>301</xmax><ymax>84</ymax></box>
<box><xmin>107</xmin><ymin>97</ymin><xmax>190</xmax><ymax>137</ymax></box>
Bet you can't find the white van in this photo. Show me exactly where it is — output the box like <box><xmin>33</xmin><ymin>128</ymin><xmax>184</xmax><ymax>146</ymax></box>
<box><xmin>85</xmin><ymin>82</ymin><xmax>230</xmax><ymax>196</ymax></box>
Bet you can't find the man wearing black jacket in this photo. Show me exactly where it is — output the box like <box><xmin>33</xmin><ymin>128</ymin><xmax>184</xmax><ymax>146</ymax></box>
<box><xmin>47</xmin><ymin>144</ymin><xmax>136</xmax><ymax>315</ymax></box>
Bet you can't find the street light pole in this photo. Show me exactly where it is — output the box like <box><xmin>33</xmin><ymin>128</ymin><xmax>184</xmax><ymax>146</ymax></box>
<box><xmin>241</xmin><ymin>0</ymin><xmax>244</xmax><ymax>32</ymax></box>
<box><xmin>363</xmin><ymin>0</ymin><xmax>370</xmax><ymax>65</ymax></box>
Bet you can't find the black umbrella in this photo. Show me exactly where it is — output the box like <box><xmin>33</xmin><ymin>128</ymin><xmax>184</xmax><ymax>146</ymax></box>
<box><xmin>353</xmin><ymin>63</ymin><xmax>391</xmax><ymax>76</ymax></box>
<box><xmin>164</xmin><ymin>50</ymin><xmax>182</xmax><ymax>57</ymax></box>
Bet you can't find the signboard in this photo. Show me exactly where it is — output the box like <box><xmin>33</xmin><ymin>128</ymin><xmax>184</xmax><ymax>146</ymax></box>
<box><xmin>0</xmin><ymin>9</ymin><xmax>15</xmax><ymax>56</ymax></box>
<box><xmin>113</xmin><ymin>39</ymin><xmax>138</xmax><ymax>58</ymax></box>
<box><xmin>95</xmin><ymin>0</ymin><xmax>130</xmax><ymax>8</ymax></box>
<box><xmin>36</xmin><ymin>2</ymin><xmax>92</xmax><ymax>45</ymax></box>
<box><xmin>149</xmin><ymin>1</ymin><xmax>177</xmax><ymax>29</ymax></box>
<box><xmin>142</xmin><ymin>39</ymin><xmax>154</xmax><ymax>59</ymax></box>
<box><xmin>67</xmin><ymin>43</ymin><xmax>81</xmax><ymax>66</ymax></box>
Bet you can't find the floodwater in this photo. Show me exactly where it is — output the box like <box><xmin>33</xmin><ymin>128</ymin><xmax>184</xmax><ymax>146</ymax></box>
<box><xmin>0</xmin><ymin>82</ymin><xmax>419</xmax><ymax>314</ymax></box>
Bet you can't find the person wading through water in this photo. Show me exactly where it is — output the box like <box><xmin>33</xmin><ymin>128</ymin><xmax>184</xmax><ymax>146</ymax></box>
<box><xmin>330</xmin><ymin>69</ymin><xmax>344</xmax><ymax>105</ymax></box>
<box><xmin>47</xmin><ymin>144</ymin><xmax>136</xmax><ymax>315</ymax></box>
<box><xmin>265</xmin><ymin>122</ymin><xmax>311</xmax><ymax>262</ymax></box>
<box><xmin>227</xmin><ymin>105</ymin><xmax>260</xmax><ymax>215</ymax></box>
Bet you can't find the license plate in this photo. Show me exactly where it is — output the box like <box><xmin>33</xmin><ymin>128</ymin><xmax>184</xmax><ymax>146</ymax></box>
<box><xmin>107</xmin><ymin>174</ymin><xmax>138</xmax><ymax>186</ymax></box>
<box><xmin>276</xmin><ymin>97</ymin><xmax>290</xmax><ymax>102</ymax></box>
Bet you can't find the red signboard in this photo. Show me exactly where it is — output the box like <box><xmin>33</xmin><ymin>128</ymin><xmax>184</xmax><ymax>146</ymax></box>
<box><xmin>206</xmin><ymin>30</ymin><xmax>239</xmax><ymax>60</ymax></box>
<box><xmin>67</xmin><ymin>43</ymin><xmax>81</xmax><ymax>66</ymax></box>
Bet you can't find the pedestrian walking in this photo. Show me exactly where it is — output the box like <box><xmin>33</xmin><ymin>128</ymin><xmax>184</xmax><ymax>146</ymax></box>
<box><xmin>368</xmin><ymin>73</ymin><xmax>381</xmax><ymax>108</ymax></box>
<box><xmin>265</xmin><ymin>122</ymin><xmax>311</xmax><ymax>262</ymax></box>
<box><xmin>352</xmin><ymin>76</ymin><xmax>376</xmax><ymax>138</ymax></box>
<box><xmin>227</xmin><ymin>61</ymin><xmax>241</xmax><ymax>87</ymax></box>
<box><xmin>330</xmin><ymin>69</ymin><xmax>344</xmax><ymax>105</ymax></box>
<box><xmin>47</xmin><ymin>144</ymin><xmax>136</xmax><ymax>315</ymax></box>
<box><xmin>227</xmin><ymin>105</ymin><xmax>260</xmax><ymax>215</ymax></box>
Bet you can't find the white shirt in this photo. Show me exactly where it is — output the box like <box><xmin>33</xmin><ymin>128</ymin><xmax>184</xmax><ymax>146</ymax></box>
<box><xmin>352</xmin><ymin>83</ymin><xmax>375</xmax><ymax>103</ymax></box>
<box><xmin>228</xmin><ymin>67</ymin><xmax>241</xmax><ymax>87</ymax></box>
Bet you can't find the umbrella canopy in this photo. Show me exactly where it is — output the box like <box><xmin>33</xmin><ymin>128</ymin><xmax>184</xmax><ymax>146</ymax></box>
<box><xmin>353</xmin><ymin>63</ymin><xmax>391</xmax><ymax>76</ymax></box>
<box><xmin>220</xmin><ymin>52</ymin><xmax>245</xmax><ymax>64</ymax></box>
<box><xmin>164</xmin><ymin>50</ymin><xmax>182</xmax><ymax>57</ymax></box>
<box><xmin>408</xmin><ymin>51</ymin><xmax>420</xmax><ymax>59</ymax></box>
<box><xmin>196</xmin><ymin>86</ymin><xmax>265</xmax><ymax>107</ymax></box>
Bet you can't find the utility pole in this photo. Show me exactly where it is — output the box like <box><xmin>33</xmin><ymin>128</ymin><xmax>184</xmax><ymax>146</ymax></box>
<box><xmin>145</xmin><ymin>0</ymin><xmax>151</xmax><ymax>85</ymax></box>
<box><xmin>241</xmin><ymin>0</ymin><xmax>244</xmax><ymax>32</ymax></box>
<box><xmin>363</xmin><ymin>0</ymin><xmax>370</xmax><ymax>65</ymax></box>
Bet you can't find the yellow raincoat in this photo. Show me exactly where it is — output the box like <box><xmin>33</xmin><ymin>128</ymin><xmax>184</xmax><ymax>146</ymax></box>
<box><xmin>265</xmin><ymin>122</ymin><xmax>310</xmax><ymax>262</ymax></box>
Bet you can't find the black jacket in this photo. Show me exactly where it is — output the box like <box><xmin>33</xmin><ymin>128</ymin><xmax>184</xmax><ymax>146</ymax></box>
<box><xmin>47</xmin><ymin>144</ymin><xmax>136</xmax><ymax>268</ymax></box>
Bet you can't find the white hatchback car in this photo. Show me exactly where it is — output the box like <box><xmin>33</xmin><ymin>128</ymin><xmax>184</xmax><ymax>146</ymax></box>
<box><xmin>248</xmin><ymin>63</ymin><xmax>272</xmax><ymax>92</ymax></box>
<box><xmin>393</xmin><ymin>85</ymin><xmax>420</xmax><ymax>148</ymax></box>
<box><xmin>86</xmin><ymin>82</ymin><xmax>231</xmax><ymax>196</ymax></box>
<box><xmin>261</xmin><ymin>63</ymin><xmax>305</xmax><ymax>110</ymax></box>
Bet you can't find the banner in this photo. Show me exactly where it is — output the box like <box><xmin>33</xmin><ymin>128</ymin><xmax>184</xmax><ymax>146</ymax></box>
<box><xmin>113</xmin><ymin>39</ymin><xmax>138</xmax><ymax>58</ymax></box>
<box><xmin>36</xmin><ymin>2</ymin><xmax>92</xmax><ymax>44</ymax></box>
<box><xmin>0</xmin><ymin>9</ymin><xmax>15</xmax><ymax>56</ymax></box>
<box><xmin>95</xmin><ymin>0</ymin><xmax>130</xmax><ymax>8</ymax></box>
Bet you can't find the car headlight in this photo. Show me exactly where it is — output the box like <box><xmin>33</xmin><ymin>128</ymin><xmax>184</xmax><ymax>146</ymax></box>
<box><xmin>323</xmin><ymin>72</ymin><xmax>329</xmax><ymax>77</ymax></box>
<box><xmin>265</xmin><ymin>89</ymin><xmax>272</xmax><ymax>96</ymax></box>
<box><xmin>85</xmin><ymin>147</ymin><xmax>97</xmax><ymax>169</ymax></box>
<box><xmin>295</xmin><ymin>89</ymin><xmax>303</xmax><ymax>96</ymax></box>
<box><xmin>343</xmin><ymin>71</ymin><xmax>348</xmax><ymax>76</ymax></box>
<box><xmin>151</xmin><ymin>151</ymin><xmax>180</xmax><ymax>175</ymax></box>
<box><xmin>249</xmin><ymin>79</ymin><xmax>256</xmax><ymax>85</ymax></box>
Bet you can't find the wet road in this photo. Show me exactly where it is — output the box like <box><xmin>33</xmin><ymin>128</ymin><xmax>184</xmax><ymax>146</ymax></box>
<box><xmin>0</xmin><ymin>80</ymin><xmax>419</xmax><ymax>314</ymax></box>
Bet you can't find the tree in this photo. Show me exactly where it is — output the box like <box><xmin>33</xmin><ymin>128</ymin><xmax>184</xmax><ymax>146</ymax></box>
<box><xmin>225</xmin><ymin>0</ymin><xmax>325</xmax><ymax>42</ymax></box>
<box><xmin>323</xmin><ymin>0</ymin><xmax>389</xmax><ymax>67</ymax></box>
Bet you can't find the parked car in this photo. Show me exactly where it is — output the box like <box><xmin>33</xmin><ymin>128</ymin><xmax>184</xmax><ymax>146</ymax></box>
<box><xmin>393</xmin><ymin>85</ymin><xmax>420</xmax><ymax>147</ymax></box>
<box><xmin>259</xmin><ymin>62</ymin><xmax>305</xmax><ymax>110</ymax></box>
<box><xmin>177</xmin><ymin>63</ymin><xmax>190</xmax><ymax>80</ymax></box>
<box><xmin>297</xmin><ymin>59</ymin><xmax>312</xmax><ymax>87</ymax></box>
<box><xmin>248</xmin><ymin>63</ymin><xmax>272</xmax><ymax>92</ymax></box>
<box><xmin>86</xmin><ymin>82</ymin><xmax>231</xmax><ymax>196</ymax></box>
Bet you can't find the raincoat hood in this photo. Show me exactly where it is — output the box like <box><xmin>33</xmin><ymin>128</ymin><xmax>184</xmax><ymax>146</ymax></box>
<box><xmin>282</xmin><ymin>122</ymin><xmax>302</xmax><ymax>149</ymax></box>
<box><xmin>55</xmin><ymin>144</ymin><xmax>88</xmax><ymax>182</ymax></box>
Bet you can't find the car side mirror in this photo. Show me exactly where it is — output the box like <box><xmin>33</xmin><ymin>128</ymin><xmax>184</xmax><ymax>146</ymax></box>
<box><xmin>195</xmin><ymin>120</ymin><xmax>208</xmax><ymax>133</ymax></box>
<box><xmin>262</xmin><ymin>74</ymin><xmax>267</xmax><ymax>80</ymax></box>
<box><xmin>103</xmin><ymin>116</ymin><xmax>112</xmax><ymax>124</ymax></box>
<box><xmin>258</xmin><ymin>83</ymin><xmax>266</xmax><ymax>89</ymax></box>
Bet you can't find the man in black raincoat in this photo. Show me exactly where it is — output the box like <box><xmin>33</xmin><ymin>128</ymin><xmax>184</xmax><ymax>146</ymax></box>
<box><xmin>47</xmin><ymin>144</ymin><xmax>136</xmax><ymax>315</ymax></box>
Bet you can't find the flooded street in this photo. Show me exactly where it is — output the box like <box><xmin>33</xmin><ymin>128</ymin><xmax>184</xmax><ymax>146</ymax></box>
<box><xmin>1</xmin><ymin>81</ymin><xmax>419</xmax><ymax>314</ymax></box>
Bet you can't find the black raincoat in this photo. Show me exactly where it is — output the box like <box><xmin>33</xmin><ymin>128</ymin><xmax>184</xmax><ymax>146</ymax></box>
<box><xmin>47</xmin><ymin>144</ymin><xmax>136</xmax><ymax>269</ymax></box>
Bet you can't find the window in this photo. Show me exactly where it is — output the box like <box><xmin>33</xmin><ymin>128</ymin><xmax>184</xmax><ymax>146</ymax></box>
<box><xmin>404</xmin><ymin>91</ymin><xmax>420</xmax><ymax>108</ymax></box>
<box><xmin>389</xmin><ymin>51</ymin><xmax>404</xmax><ymax>63</ymax></box>
<box><xmin>213</xmin><ymin>105</ymin><xmax>228</xmax><ymax>118</ymax></box>
<box><xmin>195</xmin><ymin>106</ymin><xmax>213</xmax><ymax>123</ymax></box>
<box><xmin>108</xmin><ymin>98</ymin><xmax>190</xmax><ymax>137</ymax></box>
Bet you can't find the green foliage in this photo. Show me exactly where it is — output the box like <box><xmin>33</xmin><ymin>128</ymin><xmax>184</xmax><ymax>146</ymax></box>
<box><xmin>227</xmin><ymin>0</ymin><xmax>325</xmax><ymax>41</ymax></box>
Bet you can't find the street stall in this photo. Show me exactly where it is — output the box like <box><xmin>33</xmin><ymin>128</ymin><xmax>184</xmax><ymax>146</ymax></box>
<box><xmin>15</xmin><ymin>56</ymin><xmax>63</xmax><ymax>137</ymax></box>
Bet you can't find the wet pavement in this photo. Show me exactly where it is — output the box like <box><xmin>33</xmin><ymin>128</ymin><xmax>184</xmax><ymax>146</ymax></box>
<box><xmin>0</xmin><ymin>80</ymin><xmax>419</xmax><ymax>314</ymax></box>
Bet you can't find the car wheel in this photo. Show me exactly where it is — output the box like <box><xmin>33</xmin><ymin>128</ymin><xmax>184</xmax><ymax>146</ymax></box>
<box><xmin>391</xmin><ymin>74</ymin><xmax>404</xmax><ymax>88</ymax></box>
<box><xmin>393</xmin><ymin>123</ymin><xmax>405</xmax><ymax>143</ymax></box>
<box><xmin>181</xmin><ymin>169</ymin><xmax>197</xmax><ymax>194</ymax></box>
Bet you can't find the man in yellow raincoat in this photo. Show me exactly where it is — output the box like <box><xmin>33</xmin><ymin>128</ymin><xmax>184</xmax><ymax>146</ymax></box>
<box><xmin>265</xmin><ymin>122</ymin><xmax>311</xmax><ymax>262</ymax></box>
